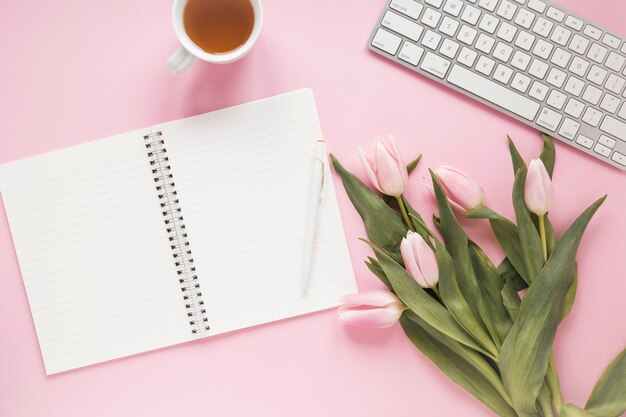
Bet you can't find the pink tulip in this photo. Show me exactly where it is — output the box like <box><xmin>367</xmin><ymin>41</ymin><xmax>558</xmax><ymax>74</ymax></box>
<box><xmin>337</xmin><ymin>290</ymin><xmax>405</xmax><ymax>328</ymax></box>
<box><xmin>524</xmin><ymin>159</ymin><xmax>554</xmax><ymax>216</ymax></box>
<box><xmin>400</xmin><ymin>231</ymin><xmax>439</xmax><ymax>288</ymax></box>
<box><xmin>430</xmin><ymin>166</ymin><xmax>486</xmax><ymax>212</ymax></box>
<box><xmin>358</xmin><ymin>134</ymin><xmax>408</xmax><ymax>197</ymax></box>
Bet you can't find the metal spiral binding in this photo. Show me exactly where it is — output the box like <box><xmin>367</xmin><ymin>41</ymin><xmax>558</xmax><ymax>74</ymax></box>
<box><xmin>144</xmin><ymin>131</ymin><xmax>210</xmax><ymax>335</ymax></box>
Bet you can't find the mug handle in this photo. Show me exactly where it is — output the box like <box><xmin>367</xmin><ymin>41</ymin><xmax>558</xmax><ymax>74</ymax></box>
<box><xmin>168</xmin><ymin>47</ymin><xmax>196</xmax><ymax>73</ymax></box>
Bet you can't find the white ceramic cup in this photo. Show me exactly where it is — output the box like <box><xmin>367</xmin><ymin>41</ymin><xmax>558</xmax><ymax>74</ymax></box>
<box><xmin>168</xmin><ymin>0</ymin><xmax>263</xmax><ymax>73</ymax></box>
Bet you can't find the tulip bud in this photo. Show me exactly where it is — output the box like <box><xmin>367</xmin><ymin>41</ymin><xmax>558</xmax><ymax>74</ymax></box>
<box><xmin>400</xmin><ymin>231</ymin><xmax>439</xmax><ymax>288</ymax></box>
<box><xmin>524</xmin><ymin>159</ymin><xmax>554</xmax><ymax>216</ymax></box>
<box><xmin>431</xmin><ymin>166</ymin><xmax>486</xmax><ymax>212</ymax></box>
<box><xmin>337</xmin><ymin>290</ymin><xmax>405</xmax><ymax>328</ymax></box>
<box><xmin>358</xmin><ymin>134</ymin><xmax>408</xmax><ymax>197</ymax></box>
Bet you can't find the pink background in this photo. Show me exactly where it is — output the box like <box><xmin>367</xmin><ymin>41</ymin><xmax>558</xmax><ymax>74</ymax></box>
<box><xmin>1</xmin><ymin>0</ymin><xmax>625</xmax><ymax>415</ymax></box>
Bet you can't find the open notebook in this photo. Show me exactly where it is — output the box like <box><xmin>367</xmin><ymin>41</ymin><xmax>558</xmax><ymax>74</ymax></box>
<box><xmin>0</xmin><ymin>89</ymin><xmax>357</xmax><ymax>375</ymax></box>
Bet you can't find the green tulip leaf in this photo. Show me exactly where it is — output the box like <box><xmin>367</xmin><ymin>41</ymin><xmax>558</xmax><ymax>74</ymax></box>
<box><xmin>499</xmin><ymin>195</ymin><xmax>606</xmax><ymax>417</ymax></box>
<box><xmin>429</xmin><ymin>170</ymin><xmax>486</xmax><ymax>324</ymax></box>
<box><xmin>468</xmin><ymin>206</ymin><xmax>529</xmax><ymax>284</ymax></box>
<box><xmin>539</xmin><ymin>134</ymin><xmax>556</xmax><ymax>178</ymax></box>
<box><xmin>407</xmin><ymin>154</ymin><xmax>423</xmax><ymax>174</ymax></box>
<box><xmin>400</xmin><ymin>311</ymin><xmax>518</xmax><ymax>417</ymax></box>
<box><xmin>512</xmin><ymin>166</ymin><xmax>545</xmax><ymax>282</ymax></box>
<box><xmin>331</xmin><ymin>154</ymin><xmax>407</xmax><ymax>262</ymax></box>
<box><xmin>435</xmin><ymin>241</ymin><xmax>499</xmax><ymax>356</ymax></box>
<box><xmin>402</xmin><ymin>196</ymin><xmax>434</xmax><ymax>248</ymax></box>
<box><xmin>365</xmin><ymin>257</ymin><xmax>392</xmax><ymax>289</ymax></box>
<box><xmin>469</xmin><ymin>242</ymin><xmax>513</xmax><ymax>346</ymax></box>
<box><xmin>507</xmin><ymin>135</ymin><xmax>526</xmax><ymax>174</ymax></box>
<box><xmin>585</xmin><ymin>348</ymin><xmax>626</xmax><ymax>417</ymax></box>
<box><xmin>498</xmin><ymin>258</ymin><xmax>524</xmax><ymax>321</ymax></box>
<box><xmin>364</xmin><ymin>240</ymin><xmax>493</xmax><ymax>358</ymax></box>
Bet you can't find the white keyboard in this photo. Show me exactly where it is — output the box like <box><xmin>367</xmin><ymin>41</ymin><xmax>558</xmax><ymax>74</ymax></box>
<box><xmin>369</xmin><ymin>0</ymin><xmax>626</xmax><ymax>170</ymax></box>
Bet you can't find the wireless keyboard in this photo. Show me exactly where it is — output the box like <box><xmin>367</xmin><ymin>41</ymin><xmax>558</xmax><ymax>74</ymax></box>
<box><xmin>368</xmin><ymin>0</ymin><xmax>626</xmax><ymax>170</ymax></box>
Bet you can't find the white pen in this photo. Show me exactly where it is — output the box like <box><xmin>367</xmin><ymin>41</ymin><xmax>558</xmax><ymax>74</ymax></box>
<box><xmin>302</xmin><ymin>140</ymin><xmax>326</xmax><ymax>296</ymax></box>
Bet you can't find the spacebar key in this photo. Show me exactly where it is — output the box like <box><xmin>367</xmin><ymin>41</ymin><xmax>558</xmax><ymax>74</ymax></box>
<box><xmin>447</xmin><ymin>65</ymin><xmax>541</xmax><ymax>121</ymax></box>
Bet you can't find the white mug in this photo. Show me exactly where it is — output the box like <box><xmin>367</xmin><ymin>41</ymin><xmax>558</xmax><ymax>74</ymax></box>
<box><xmin>168</xmin><ymin>0</ymin><xmax>263</xmax><ymax>73</ymax></box>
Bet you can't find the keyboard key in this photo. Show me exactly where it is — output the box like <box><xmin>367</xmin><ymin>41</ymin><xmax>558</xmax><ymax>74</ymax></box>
<box><xmin>511</xmin><ymin>72</ymin><xmax>531</xmax><ymax>92</ymax></box>
<box><xmin>559</xmin><ymin>118</ymin><xmax>580</xmax><ymax>139</ymax></box>
<box><xmin>439</xmin><ymin>16</ymin><xmax>460</xmax><ymax>36</ymax></box>
<box><xmin>546</xmin><ymin>68</ymin><xmax>567</xmax><ymax>88</ymax></box>
<box><xmin>372</xmin><ymin>28</ymin><xmax>402</xmax><ymax>55</ymax></box>
<box><xmin>479</xmin><ymin>14</ymin><xmax>500</xmax><ymax>34</ymax></box>
<box><xmin>621</xmin><ymin>43</ymin><xmax>626</xmax><ymax>54</ymax></box>
<box><xmin>602</xmin><ymin>33</ymin><xmax>621</xmax><ymax>49</ymax></box>
<box><xmin>515</xmin><ymin>31</ymin><xmax>536</xmax><ymax>51</ymax></box>
<box><xmin>599</xmin><ymin>135</ymin><xmax>616</xmax><ymax>148</ymax></box>
<box><xmin>583</xmin><ymin>25</ymin><xmax>602</xmax><ymax>40</ymax></box>
<box><xmin>600</xmin><ymin>116</ymin><xmax>626</xmax><ymax>141</ymax></box>
<box><xmin>611</xmin><ymin>152</ymin><xmax>626</xmax><ymax>166</ymax></box>
<box><xmin>619</xmin><ymin>103</ymin><xmax>626</xmax><ymax>120</ymax></box>
<box><xmin>421</xmin><ymin>8</ymin><xmax>442</xmax><ymax>28</ymax></box>
<box><xmin>533</xmin><ymin>39</ymin><xmax>553</xmax><ymax>59</ymax></box>
<box><xmin>529</xmin><ymin>59</ymin><xmax>549</xmax><ymax>79</ymax></box>
<box><xmin>546</xmin><ymin>7</ymin><xmax>565</xmax><ymax>22</ymax></box>
<box><xmin>587</xmin><ymin>43</ymin><xmax>608</xmax><ymax>64</ymax></box>
<box><xmin>587</xmin><ymin>65</ymin><xmax>608</xmax><ymax>86</ymax></box>
<box><xmin>494</xmin><ymin>42</ymin><xmax>514</xmax><ymax>62</ymax></box>
<box><xmin>564</xmin><ymin>15</ymin><xmax>583</xmax><ymax>31</ymax></box>
<box><xmin>564</xmin><ymin>98</ymin><xmax>584</xmax><ymax>118</ymax></box>
<box><xmin>537</xmin><ymin>107</ymin><xmax>562</xmax><ymax>131</ymax></box>
<box><xmin>496</xmin><ymin>1</ymin><xmax>517</xmax><ymax>20</ymax></box>
<box><xmin>583</xmin><ymin>107</ymin><xmax>602</xmax><ymax>126</ymax></box>
<box><xmin>399</xmin><ymin>41</ymin><xmax>425</xmax><ymax>65</ymax></box>
<box><xmin>569</xmin><ymin>34</ymin><xmax>590</xmax><ymax>54</ymax></box>
<box><xmin>550</xmin><ymin>48</ymin><xmax>571</xmax><ymax>68</ymax></box>
<box><xmin>390</xmin><ymin>0</ymin><xmax>424</xmax><ymax>19</ymax></box>
<box><xmin>582</xmin><ymin>85</ymin><xmax>602</xmax><ymax>105</ymax></box>
<box><xmin>575</xmin><ymin>135</ymin><xmax>594</xmax><ymax>149</ymax></box>
<box><xmin>497</xmin><ymin>22</ymin><xmax>518</xmax><ymax>42</ymax></box>
<box><xmin>547</xmin><ymin>90</ymin><xmax>567</xmax><ymax>109</ymax></box>
<box><xmin>527</xmin><ymin>0</ymin><xmax>546</xmax><ymax>13</ymax></box>
<box><xmin>461</xmin><ymin>4</ymin><xmax>481</xmax><ymax>24</ymax></box>
<box><xmin>478</xmin><ymin>0</ymin><xmax>498</xmax><ymax>12</ymax></box>
<box><xmin>440</xmin><ymin>38</ymin><xmax>460</xmax><ymax>58</ymax></box>
<box><xmin>476</xmin><ymin>55</ymin><xmax>496</xmax><ymax>75</ymax></box>
<box><xmin>458</xmin><ymin>47</ymin><xmax>478</xmax><ymax>66</ymax></box>
<box><xmin>511</xmin><ymin>51</ymin><xmax>531</xmax><ymax>71</ymax></box>
<box><xmin>447</xmin><ymin>64</ymin><xmax>540</xmax><ymax>120</ymax></box>
<box><xmin>443</xmin><ymin>0</ymin><xmax>464</xmax><ymax>17</ymax></box>
<box><xmin>569</xmin><ymin>56</ymin><xmax>590</xmax><ymax>76</ymax></box>
<box><xmin>420</xmin><ymin>52</ymin><xmax>451</xmax><ymax>78</ymax></box>
<box><xmin>494</xmin><ymin>64</ymin><xmax>514</xmax><ymax>84</ymax></box>
<box><xmin>382</xmin><ymin>11</ymin><xmax>424</xmax><ymax>42</ymax></box>
<box><xmin>605</xmin><ymin>52</ymin><xmax>625</xmax><ymax>72</ymax></box>
<box><xmin>515</xmin><ymin>9</ymin><xmax>536</xmax><ymax>29</ymax></box>
<box><xmin>458</xmin><ymin>25</ymin><xmax>478</xmax><ymax>45</ymax></box>
<box><xmin>606</xmin><ymin>74</ymin><xmax>626</xmax><ymax>95</ymax></box>
<box><xmin>422</xmin><ymin>30</ymin><xmax>443</xmax><ymax>49</ymax></box>
<box><xmin>425</xmin><ymin>0</ymin><xmax>444</xmax><ymax>7</ymax></box>
<box><xmin>533</xmin><ymin>17</ymin><xmax>553</xmax><ymax>37</ymax></box>
<box><xmin>529</xmin><ymin>81</ymin><xmax>550</xmax><ymax>101</ymax></box>
<box><xmin>594</xmin><ymin>143</ymin><xmax>611</xmax><ymax>157</ymax></box>
<box><xmin>564</xmin><ymin>76</ymin><xmax>584</xmax><ymax>96</ymax></box>
<box><xmin>476</xmin><ymin>34</ymin><xmax>496</xmax><ymax>53</ymax></box>
<box><xmin>550</xmin><ymin>26</ymin><xmax>571</xmax><ymax>46</ymax></box>
<box><xmin>600</xmin><ymin>94</ymin><xmax>620</xmax><ymax>114</ymax></box>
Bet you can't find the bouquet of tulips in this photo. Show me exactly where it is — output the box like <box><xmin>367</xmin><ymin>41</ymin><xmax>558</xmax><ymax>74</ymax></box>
<box><xmin>331</xmin><ymin>134</ymin><xmax>625</xmax><ymax>417</ymax></box>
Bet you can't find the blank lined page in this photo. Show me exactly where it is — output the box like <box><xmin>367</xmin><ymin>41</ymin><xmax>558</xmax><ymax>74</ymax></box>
<box><xmin>158</xmin><ymin>89</ymin><xmax>358</xmax><ymax>335</ymax></box>
<box><xmin>0</xmin><ymin>131</ymin><xmax>192</xmax><ymax>374</ymax></box>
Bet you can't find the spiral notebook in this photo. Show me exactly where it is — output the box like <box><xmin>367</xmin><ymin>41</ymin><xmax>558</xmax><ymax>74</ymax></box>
<box><xmin>0</xmin><ymin>89</ymin><xmax>357</xmax><ymax>375</ymax></box>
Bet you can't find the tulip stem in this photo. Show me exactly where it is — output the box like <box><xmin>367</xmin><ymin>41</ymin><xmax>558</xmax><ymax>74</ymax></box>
<box><xmin>431</xmin><ymin>285</ymin><xmax>442</xmax><ymax>301</ymax></box>
<box><xmin>538</xmin><ymin>214</ymin><xmax>548</xmax><ymax>261</ymax></box>
<box><xmin>396</xmin><ymin>196</ymin><xmax>415</xmax><ymax>231</ymax></box>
